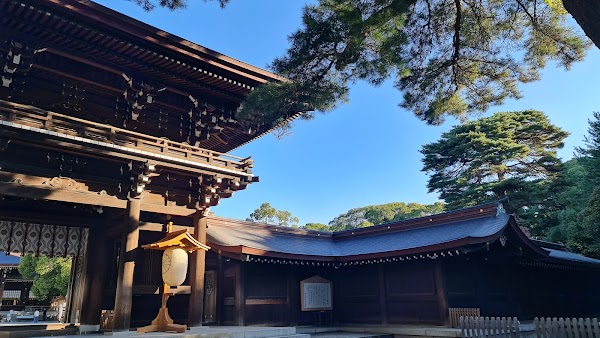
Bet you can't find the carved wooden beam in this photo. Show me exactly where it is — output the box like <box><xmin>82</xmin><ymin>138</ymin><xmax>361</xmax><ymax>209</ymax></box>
<box><xmin>0</xmin><ymin>181</ymin><xmax>196</xmax><ymax>217</ymax></box>
<box><xmin>0</xmin><ymin>181</ymin><xmax>126</xmax><ymax>209</ymax></box>
<box><xmin>0</xmin><ymin>208</ymin><xmax>104</xmax><ymax>228</ymax></box>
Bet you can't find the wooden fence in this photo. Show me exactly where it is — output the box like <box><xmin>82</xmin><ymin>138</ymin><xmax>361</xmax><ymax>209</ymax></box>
<box><xmin>460</xmin><ymin>316</ymin><xmax>520</xmax><ymax>338</ymax></box>
<box><xmin>450</xmin><ymin>308</ymin><xmax>481</xmax><ymax>328</ymax></box>
<box><xmin>534</xmin><ymin>317</ymin><xmax>600</xmax><ymax>338</ymax></box>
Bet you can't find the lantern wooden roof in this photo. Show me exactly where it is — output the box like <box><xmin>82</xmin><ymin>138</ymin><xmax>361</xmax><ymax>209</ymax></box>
<box><xmin>142</xmin><ymin>229</ymin><xmax>210</xmax><ymax>252</ymax></box>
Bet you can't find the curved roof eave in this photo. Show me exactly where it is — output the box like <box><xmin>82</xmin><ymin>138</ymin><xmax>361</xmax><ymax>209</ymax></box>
<box><xmin>206</xmin><ymin>212</ymin><xmax>513</xmax><ymax>261</ymax></box>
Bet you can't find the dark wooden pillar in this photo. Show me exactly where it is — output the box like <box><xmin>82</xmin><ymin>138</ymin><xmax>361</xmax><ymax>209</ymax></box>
<box><xmin>188</xmin><ymin>209</ymin><xmax>207</xmax><ymax>327</ymax></box>
<box><xmin>216</xmin><ymin>254</ymin><xmax>223</xmax><ymax>325</ymax></box>
<box><xmin>287</xmin><ymin>265</ymin><xmax>298</xmax><ymax>326</ymax></box>
<box><xmin>64</xmin><ymin>254</ymin><xmax>80</xmax><ymax>322</ymax></box>
<box><xmin>19</xmin><ymin>282</ymin><xmax>31</xmax><ymax>306</ymax></box>
<box><xmin>80</xmin><ymin>225</ymin><xmax>108</xmax><ymax>326</ymax></box>
<box><xmin>235</xmin><ymin>262</ymin><xmax>245</xmax><ymax>326</ymax></box>
<box><xmin>378</xmin><ymin>263</ymin><xmax>388</xmax><ymax>325</ymax></box>
<box><xmin>434</xmin><ymin>260</ymin><xmax>449</xmax><ymax>326</ymax></box>
<box><xmin>112</xmin><ymin>199</ymin><xmax>141</xmax><ymax>331</ymax></box>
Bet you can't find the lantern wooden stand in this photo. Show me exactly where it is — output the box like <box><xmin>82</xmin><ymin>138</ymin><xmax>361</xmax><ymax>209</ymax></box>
<box><xmin>137</xmin><ymin>227</ymin><xmax>210</xmax><ymax>334</ymax></box>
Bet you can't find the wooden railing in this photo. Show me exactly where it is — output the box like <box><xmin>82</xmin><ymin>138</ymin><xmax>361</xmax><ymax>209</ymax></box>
<box><xmin>450</xmin><ymin>308</ymin><xmax>481</xmax><ymax>328</ymax></box>
<box><xmin>0</xmin><ymin>100</ymin><xmax>253</xmax><ymax>174</ymax></box>
<box><xmin>460</xmin><ymin>316</ymin><xmax>520</xmax><ymax>338</ymax></box>
<box><xmin>535</xmin><ymin>317</ymin><xmax>600</xmax><ymax>338</ymax></box>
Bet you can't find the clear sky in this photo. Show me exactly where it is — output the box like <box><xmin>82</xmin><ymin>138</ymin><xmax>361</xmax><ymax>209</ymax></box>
<box><xmin>96</xmin><ymin>0</ymin><xmax>600</xmax><ymax>226</ymax></box>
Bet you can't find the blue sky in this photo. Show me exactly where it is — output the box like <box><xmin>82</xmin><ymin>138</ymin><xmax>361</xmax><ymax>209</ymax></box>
<box><xmin>96</xmin><ymin>0</ymin><xmax>600</xmax><ymax>225</ymax></box>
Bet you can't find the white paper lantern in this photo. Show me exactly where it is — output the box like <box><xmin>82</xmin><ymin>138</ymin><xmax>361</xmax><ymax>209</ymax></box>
<box><xmin>162</xmin><ymin>247</ymin><xmax>188</xmax><ymax>287</ymax></box>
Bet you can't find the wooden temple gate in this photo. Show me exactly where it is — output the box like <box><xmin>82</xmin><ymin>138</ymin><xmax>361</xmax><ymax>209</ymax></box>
<box><xmin>0</xmin><ymin>0</ymin><xmax>286</xmax><ymax>331</ymax></box>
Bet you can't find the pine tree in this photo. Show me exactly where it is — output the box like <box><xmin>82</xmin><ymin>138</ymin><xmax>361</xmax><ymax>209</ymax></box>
<box><xmin>421</xmin><ymin>110</ymin><xmax>568</xmax><ymax>233</ymax></box>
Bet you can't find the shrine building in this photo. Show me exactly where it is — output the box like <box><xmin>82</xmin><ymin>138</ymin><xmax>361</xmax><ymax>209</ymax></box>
<box><xmin>1</xmin><ymin>0</ymin><xmax>599</xmax><ymax>333</ymax></box>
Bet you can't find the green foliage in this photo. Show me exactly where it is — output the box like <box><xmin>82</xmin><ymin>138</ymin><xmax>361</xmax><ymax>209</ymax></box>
<box><xmin>130</xmin><ymin>0</ymin><xmax>588</xmax><ymax>130</ymax></box>
<box><xmin>303</xmin><ymin>223</ymin><xmax>332</xmax><ymax>231</ymax></box>
<box><xmin>246</xmin><ymin>202</ymin><xmax>300</xmax><ymax>227</ymax></box>
<box><xmin>18</xmin><ymin>254</ymin><xmax>72</xmax><ymax>301</ymax></box>
<box><xmin>421</xmin><ymin>110</ymin><xmax>567</xmax><ymax>231</ymax></box>
<box><xmin>237</xmin><ymin>82</ymin><xmax>347</xmax><ymax>139</ymax></box>
<box><xmin>129</xmin><ymin>0</ymin><xmax>228</xmax><ymax>11</ymax></box>
<box><xmin>546</xmin><ymin>158</ymin><xmax>590</xmax><ymax>248</ymax></box>
<box><xmin>548</xmin><ymin>113</ymin><xmax>600</xmax><ymax>258</ymax></box>
<box><xmin>579</xmin><ymin>187</ymin><xmax>600</xmax><ymax>257</ymax></box>
<box><xmin>238</xmin><ymin>0</ymin><xmax>588</xmax><ymax>130</ymax></box>
<box><xmin>577</xmin><ymin>112</ymin><xmax>600</xmax><ymax>186</ymax></box>
<box><xmin>328</xmin><ymin>201</ymin><xmax>445</xmax><ymax>231</ymax></box>
<box><xmin>399</xmin><ymin>0</ymin><xmax>588</xmax><ymax>124</ymax></box>
<box><xmin>544</xmin><ymin>0</ymin><xmax>567</xmax><ymax>15</ymax></box>
<box><xmin>239</xmin><ymin>0</ymin><xmax>411</xmax><ymax>130</ymax></box>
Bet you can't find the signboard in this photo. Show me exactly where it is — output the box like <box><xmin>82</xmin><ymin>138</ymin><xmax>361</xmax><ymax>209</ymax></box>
<box><xmin>300</xmin><ymin>275</ymin><xmax>332</xmax><ymax>311</ymax></box>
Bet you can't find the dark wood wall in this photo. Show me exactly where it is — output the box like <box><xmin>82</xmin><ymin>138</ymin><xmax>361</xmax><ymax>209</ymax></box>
<box><xmin>237</xmin><ymin>260</ymin><xmax>446</xmax><ymax>326</ymax></box>
<box><xmin>444</xmin><ymin>256</ymin><xmax>600</xmax><ymax>320</ymax></box>
<box><xmin>101</xmin><ymin>244</ymin><xmax>600</xmax><ymax>328</ymax></box>
<box><xmin>244</xmin><ymin>264</ymin><xmax>289</xmax><ymax>326</ymax></box>
<box><xmin>335</xmin><ymin>264</ymin><xmax>381</xmax><ymax>324</ymax></box>
<box><xmin>334</xmin><ymin>261</ymin><xmax>445</xmax><ymax>325</ymax></box>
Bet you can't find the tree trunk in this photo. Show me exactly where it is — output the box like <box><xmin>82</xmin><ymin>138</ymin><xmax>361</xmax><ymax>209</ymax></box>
<box><xmin>563</xmin><ymin>0</ymin><xmax>600</xmax><ymax>49</ymax></box>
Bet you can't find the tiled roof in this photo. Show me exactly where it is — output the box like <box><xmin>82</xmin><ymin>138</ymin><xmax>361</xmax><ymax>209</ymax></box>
<box><xmin>207</xmin><ymin>211</ymin><xmax>511</xmax><ymax>258</ymax></box>
<box><xmin>0</xmin><ymin>254</ymin><xmax>21</xmax><ymax>267</ymax></box>
<box><xmin>544</xmin><ymin>248</ymin><xmax>600</xmax><ymax>264</ymax></box>
<box><xmin>207</xmin><ymin>201</ymin><xmax>600</xmax><ymax>267</ymax></box>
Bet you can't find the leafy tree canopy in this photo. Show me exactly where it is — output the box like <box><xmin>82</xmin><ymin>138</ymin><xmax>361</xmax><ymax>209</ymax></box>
<box><xmin>303</xmin><ymin>223</ymin><xmax>331</xmax><ymax>231</ymax></box>
<box><xmin>246</xmin><ymin>202</ymin><xmax>300</xmax><ymax>227</ymax></box>
<box><xmin>548</xmin><ymin>113</ymin><xmax>600</xmax><ymax>258</ymax></box>
<box><xmin>547</xmin><ymin>158</ymin><xmax>592</xmax><ymax>249</ymax></box>
<box><xmin>328</xmin><ymin>201</ymin><xmax>445</xmax><ymax>231</ymax></box>
<box><xmin>241</xmin><ymin>0</ymin><xmax>588</xmax><ymax>130</ymax></box>
<box><xmin>129</xmin><ymin>0</ymin><xmax>228</xmax><ymax>11</ymax></box>
<box><xmin>129</xmin><ymin>0</ymin><xmax>589</xmax><ymax>132</ymax></box>
<box><xmin>421</xmin><ymin>110</ymin><xmax>568</xmax><ymax>226</ymax></box>
<box><xmin>18</xmin><ymin>254</ymin><xmax>71</xmax><ymax>301</ymax></box>
<box><xmin>578</xmin><ymin>187</ymin><xmax>600</xmax><ymax>257</ymax></box>
<box><xmin>577</xmin><ymin>112</ymin><xmax>600</xmax><ymax>186</ymax></box>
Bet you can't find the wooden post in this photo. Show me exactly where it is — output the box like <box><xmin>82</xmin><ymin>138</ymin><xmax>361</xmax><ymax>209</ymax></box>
<box><xmin>378</xmin><ymin>263</ymin><xmax>388</xmax><ymax>326</ymax></box>
<box><xmin>80</xmin><ymin>225</ymin><xmax>108</xmax><ymax>326</ymax></box>
<box><xmin>19</xmin><ymin>282</ymin><xmax>30</xmax><ymax>306</ymax></box>
<box><xmin>188</xmin><ymin>209</ymin><xmax>207</xmax><ymax>327</ymax></box>
<box><xmin>216</xmin><ymin>254</ymin><xmax>223</xmax><ymax>325</ymax></box>
<box><xmin>287</xmin><ymin>265</ymin><xmax>298</xmax><ymax>326</ymax></box>
<box><xmin>434</xmin><ymin>260</ymin><xmax>449</xmax><ymax>326</ymax></box>
<box><xmin>112</xmin><ymin>198</ymin><xmax>141</xmax><ymax>331</ymax></box>
<box><xmin>64</xmin><ymin>254</ymin><xmax>79</xmax><ymax>323</ymax></box>
<box><xmin>235</xmin><ymin>262</ymin><xmax>245</xmax><ymax>326</ymax></box>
